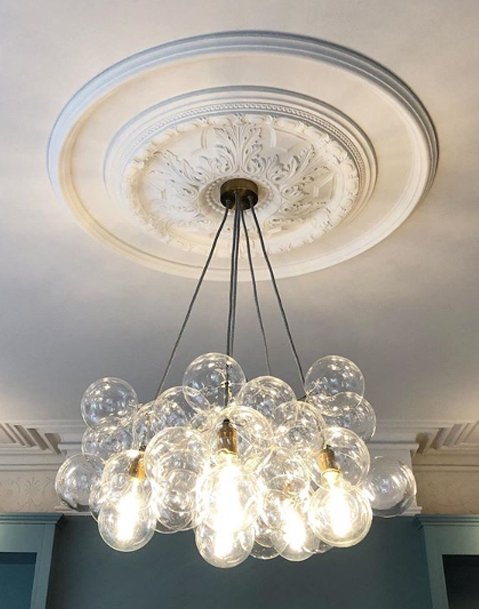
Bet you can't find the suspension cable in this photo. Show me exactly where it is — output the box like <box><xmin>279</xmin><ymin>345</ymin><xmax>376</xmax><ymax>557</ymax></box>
<box><xmin>241</xmin><ymin>206</ymin><xmax>272</xmax><ymax>375</ymax></box>
<box><xmin>154</xmin><ymin>204</ymin><xmax>230</xmax><ymax>399</ymax></box>
<box><xmin>250</xmin><ymin>205</ymin><xmax>305</xmax><ymax>386</ymax></box>
<box><xmin>226</xmin><ymin>194</ymin><xmax>242</xmax><ymax>357</ymax></box>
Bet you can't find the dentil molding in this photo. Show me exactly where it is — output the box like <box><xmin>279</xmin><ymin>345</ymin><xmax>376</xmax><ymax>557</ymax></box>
<box><xmin>48</xmin><ymin>32</ymin><xmax>437</xmax><ymax>280</ymax></box>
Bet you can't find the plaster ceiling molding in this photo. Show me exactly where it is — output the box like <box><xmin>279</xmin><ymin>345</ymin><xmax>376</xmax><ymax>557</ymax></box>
<box><xmin>0</xmin><ymin>421</ymin><xmax>84</xmax><ymax>471</ymax></box>
<box><xmin>413</xmin><ymin>420</ymin><xmax>479</xmax><ymax>471</ymax></box>
<box><xmin>48</xmin><ymin>32</ymin><xmax>438</xmax><ymax>280</ymax></box>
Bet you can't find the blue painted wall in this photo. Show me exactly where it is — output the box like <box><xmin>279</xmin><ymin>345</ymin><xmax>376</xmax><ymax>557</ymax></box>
<box><xmin>0</xmin><ymin>552</ymin><xmax>36</xmax><ymax>609</ymax></box>
<box><xmin>46</xmin><ymin>517</ymin><xmax>432</xmax><ymax>609</ymax></box>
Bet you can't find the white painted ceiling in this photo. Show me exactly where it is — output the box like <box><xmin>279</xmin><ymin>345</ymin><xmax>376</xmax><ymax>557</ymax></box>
<box><xmin>1</xmin><ymin>0</ymin><xmax>478</xmax><ymax>429</ymax></box>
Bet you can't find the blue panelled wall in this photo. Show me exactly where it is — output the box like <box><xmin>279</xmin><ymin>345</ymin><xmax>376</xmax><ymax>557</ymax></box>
<box><xmin>44</xmin><ymin>516</ymin><xmax>433</xmax><ymax>609</ymax></box>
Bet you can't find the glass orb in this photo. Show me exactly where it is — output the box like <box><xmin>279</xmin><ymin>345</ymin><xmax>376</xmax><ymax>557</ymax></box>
<box><xmin>82</xmin><ymin>420</ymin><xmax>132</xmax><ymax>463</ymax></box>
<box><xmin>197</xmin><ymin>457</ymin><xmax>259</xmax><ymax>534</ymax></box>
<box><xmin>257</xmin><ymin>447</ymin><xmax>310</xmax><ymax>496</ymax></box>
<box><xmin>310</xmin><ymin>427</ymin><xmax>370</xmax><ymax>488</ymax></box>
<box><xmin>89</xmin><ymin>479</ymin><xmax>106</xmax><ymax>521</ymax></box>
<box><xmin>81</xmin><ymin>378</ymin><xmax>138</xmax><ymax>428</ymax></box>
<box><xmin>183</xmin><ymin>353</ymin><xmax>246</xmax><ymax>408</ymax></box>
<box><xmin>274</xmin><ymin>401</ymin><xmax>325</xmax><ymax>460</ymax></box>
<box><xmin>101</xmin><ymin>450</ymin><xmax>152</xmax><ymax>508</ymax></box>
<box><xmin>195</xmin><ymin>522</ymin><xmax>255</xmax><ymax>568</ymax></box>
<box><xmin>155</xmin><ymin>520</ymin><xmax>177</xmax><ymax>534</ymax></box>
<box><xmin>190</xmin><ymin>407</ymin><xmax>221</xmax><ymax>433</ymax></box>
<box><xmin>55</xmin><ymin>454</ymin><xmax>102</xmax><ymax>512</ymax></box>
<box><xmin>238</xmin><ymin>376</ymin><xmax>295</xmax><ymax>421</ymax></box>
<box><xmin>253</xmin><ymin>517</ymin><xmax>282</xmax><ymax>550</ymax></box>
<box><xmin>98</xmin><ymin>500</ymin><xmax>155</xmax><ymax>552</ymax></box>
<box><xmin>151</xmin><ymin>469</ymin><xmax>200</xmax><ymax>532</ymax></box>
<box><xmin>305</xmin><ymin>356</ymin><xmax>364</xmax><ymax>402</ymax></box>
<box><xmin>308</xmin><ymin>481</ymin><xmax>372</xmax><ymax>547</ymax></box>
<box><xmin>260</xmin><ymin>490</ymin><xmax>296</xmax><ymax>531</ymax></box>
<box><xmin>132</xmin><ymin>387</ymin><xmax>205</xmax><ymax>447</ymax></box>
<box><xmin>308</xmin><ymin>392</ymin><xmax>376</xmax><ymax>442</ymax></box>
<box><xmin>364</xmin><ymin>456</ymin><xmax>417</xmax><ymax>517</ymax></box>
<box><xmin>209</xmin><ymin>405</ymin><xmax>273</xmax><ymax>471</ymax></box>
<box><xmin>250</xmin><ymin>540</ymin><xmax>280</xmax><ymax>560</ymax></box>
<box><xmin>144</xmin><ymin>427</ymin><xmax>209</xmax><ymax>483</ymax></box>
<box><xmin>270</xmin><ymin>498</ymin><xmax>319</xmax><ymax>562</ymax></box>
<box><xmin>314</xmin><ymin>538</ymin><xmax>333</xmax><ymax>555</ymax></box>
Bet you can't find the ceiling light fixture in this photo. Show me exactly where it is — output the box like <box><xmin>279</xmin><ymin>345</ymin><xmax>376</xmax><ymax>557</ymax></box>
<box><xmin>55</xmin><ymin>176</ymin><xmax>417</xmax><ymax>567</ymax></box>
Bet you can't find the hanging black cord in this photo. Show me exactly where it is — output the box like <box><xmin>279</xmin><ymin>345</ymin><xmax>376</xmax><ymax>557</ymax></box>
<box><xmin>226</xmin><ymin>194</ymin><xmax>242</xmax><ymax>357</ymax></box>
<box><xmin>241</xmin><ymin>206</ymin><xmax>272</xmax><ymax>376</ymax></box>
<box><xmin>154</xmin><ymin>204</ymin><xmax>230</xmax><ymax>399</ymax></box>
<box><xmin>250</xmin><ymin>205</ymin><xmax>305</xmax><ymax>386</ymax></box>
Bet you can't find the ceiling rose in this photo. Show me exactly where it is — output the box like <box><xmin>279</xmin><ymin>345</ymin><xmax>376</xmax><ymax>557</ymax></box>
<box><xmin>48</xmin><ymin>32</ymin><xmax>438</xmax><ymax>279</ymax></box>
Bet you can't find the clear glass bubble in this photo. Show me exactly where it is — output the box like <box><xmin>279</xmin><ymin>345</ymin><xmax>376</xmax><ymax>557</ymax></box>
<box><xmin>98</xmin><ymin>500</ymin><xmax>155</xmax><ymax>552</ymax></box>
<box><xmin>81</xmin><ymin>378</ymin><xmax>138</xmax><ymax>428</ymax></box>
<box><xmin>197</xmin><ymin>456</ymin><xmax>260</xmax><ymax>534</ymax></box>
<box><xmin>190</xmin><ymin>406</ymin><xmax>222</xmax><ymax>434</ymax></box>
<box><xmin>195</xmin><ymin>522</ymin><xmax>255</xmax><ymax>568</ymax></box>
<box><xmin>314</xmin><ymin>538</ymin><xmax>333</xmax><ymax>555</ymax></box>
<box><xmin>238</xmin><ymin>376</ymin><xmax>295</xmax><ymax>421</ymax></box>
<box><xmin>154</xmin><ymin>504</ymin><xmax>196</xmax><ymax>532</ymax></box>
<box><xmin>101</xmin><ymin>450</ymin><xmax>152</xmax><ymax>508</ymax></box>
<box><xmin>150</xmin><ymin>469</ymin><xmax>200</xmax><ymax>532</ymax></box>
<box><xmin>183</xmin><ymin>353</ymin><xmax>246</xmax><ymax>408</ymax></box>
<box><xmin>253</xmin><ymin>517</ymin><xmax>281</xmax><ymax>549</ymax></box>
<box><xmin>209</xmin><ymin>405</ymin><xmax>273</xmax><ymax>471</ymax></box>
<box><xmin>89</xmin><ymin>478</ymin><xmax>107</xmax><ymax>521</ymax></box>
<box><xmin>250</xmin><ymin>540</ymin><xmax>280</xmax><ymax>560</ymax></box>
<box><xmin>308</xmin><ymin>481</ymin><xmax>372</xmax><ymax>547</ymax></box>
<box><xmin>308</xmin><ymin>392</ymin><xmax>376</xmax><ymax>442</ymax></box>
<box><xmin>364</xmin><ymin>456</ymin><xmax>417</xmax><ymax>517</ymax></box>
<box><xmin>144</xmin><ymin>427</ymin><xmax>209</xmax><ymax>484</ymax></box>
<box><xmin>305</xmin><ymin>356</ymin><xmax>364</xmax><ymax>402</ymax></box>
<box><xmin>257</xmin><ymin>447</ymin><xmax>310</xmax><ymax>496</ymax></box>
<box><xmin>82</xmin><ymin>420</ymin><xmax>133</xmax><ymax>463</ymax></box>
<box><xmin>155</xmin><ymin>520</ymin><xmax>177</xmax><ymax>534</ymax></box>
<box><xmin>132</xmin><ymin>387</ymin><xmax>206</xmax><ymax>447</ymax></box>
<box><xmin>55</xmin><ymin>453</ymin><xmax>102</xmax><ymax>512</ymax></box>
<box><xmin>309</xmin><ymin>427</ymin><xmax>370</xmax><ymax>488</ymax></box>
<box><xmin>274</xmin><ymin>401</ymin><xmax>325</xmax><ymax>460</ymax></box>
<box><xmin>260</xmin><ymin>490</ymin><xmax>296</xmax><ymax>531</ymax></box>
<box><xmin>270</xmin><ymin>497</ymin><xmax>319</xmax><ymax>561</ymax></box>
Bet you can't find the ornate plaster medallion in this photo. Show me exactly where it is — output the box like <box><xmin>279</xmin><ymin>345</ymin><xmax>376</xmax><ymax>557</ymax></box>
<box><xmin>48</xmin><ymin>32</ymin><xmax>438</xmax><ymax>280</ymax></box>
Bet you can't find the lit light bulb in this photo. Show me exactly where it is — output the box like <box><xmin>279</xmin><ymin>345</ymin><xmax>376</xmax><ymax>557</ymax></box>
<box><xmin>113</xmin><ymin>478</ymin><xmax>144</xmax><ymax>542</ymax></box>
<box><xmin>268</xmin><ymin>494</ymin><xmax>319</xmax><ymax>561</ymax></box>
<box><xmin>196</xmin><ymin>419</ymin><xmax>259</xmax><ymax>566</ymax></box>
<box><xmin>321</xmin><ymin>470</ymin><xmax>354</xmax><ymax>538</ymax></box>
<box><xmin>98</xmin><ymin>451</ymin><xmax>155</xmax><ymax>552</ymax></box>
<box><xmin>282</xmin><ymin>500</ymin><xmax>307</xmax><ymax>551</ymax></box>
<box><xmin>308</xmin><ymin>447</ymin><xmax>372</xmax><ymax>548</ymax></box>
<box><xmin>211</xmin><ymin>454</ymin><xmax>245</xmax><ymax>557</ymax></box>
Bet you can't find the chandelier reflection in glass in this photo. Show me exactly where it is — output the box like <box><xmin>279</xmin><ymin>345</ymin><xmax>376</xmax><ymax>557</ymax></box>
<box><xmin>55</xmin><ymin>179</ymin><xmax>416</xmax><ymax>567</ymax></box>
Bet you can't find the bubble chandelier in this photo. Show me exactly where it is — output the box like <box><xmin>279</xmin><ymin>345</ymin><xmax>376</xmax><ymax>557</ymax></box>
<box><xmin>55</xmin><ymin>178</ymin><xmax>417</xmax><ymax>567</ymax></box>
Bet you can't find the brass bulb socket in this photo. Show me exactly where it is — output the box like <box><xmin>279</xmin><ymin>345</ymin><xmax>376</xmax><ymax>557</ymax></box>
<box><xmin>317</xmin><ymin>446</ymin><xmax>340</xmax><ymax>479</ymax></box>
<box><xmin>128</xmin><ymin>451</ymin><xmax>146</xmax><ymax>482</ymax></box>
<box><xmin>217</xmin><ymin>418</ymin><xmax>238</xmax><ymax>456</ymax></box>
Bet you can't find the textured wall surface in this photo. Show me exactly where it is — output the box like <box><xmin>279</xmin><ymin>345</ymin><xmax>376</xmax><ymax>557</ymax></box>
<box><xmin>415</xmin><ymin>471</ymin><xmax>479</xmax><ymax>514</ymax></box>
<box><xmin>46</xmin><ymin>517</ymin><xmax>432</xmax><ymax>609</ymax></box>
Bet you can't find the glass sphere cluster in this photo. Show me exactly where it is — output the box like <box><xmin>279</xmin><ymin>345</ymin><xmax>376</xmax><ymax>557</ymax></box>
<box><xmin>55</xmin><ymin>353</ymin><xmax>417</xmax><ymax>568</ymax></box>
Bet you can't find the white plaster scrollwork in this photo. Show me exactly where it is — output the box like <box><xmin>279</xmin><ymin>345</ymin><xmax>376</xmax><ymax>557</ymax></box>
<box><xmin>122</xmin><ymin>113</ymin><xmax>362</xmax><ymax>257</ymax></box>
